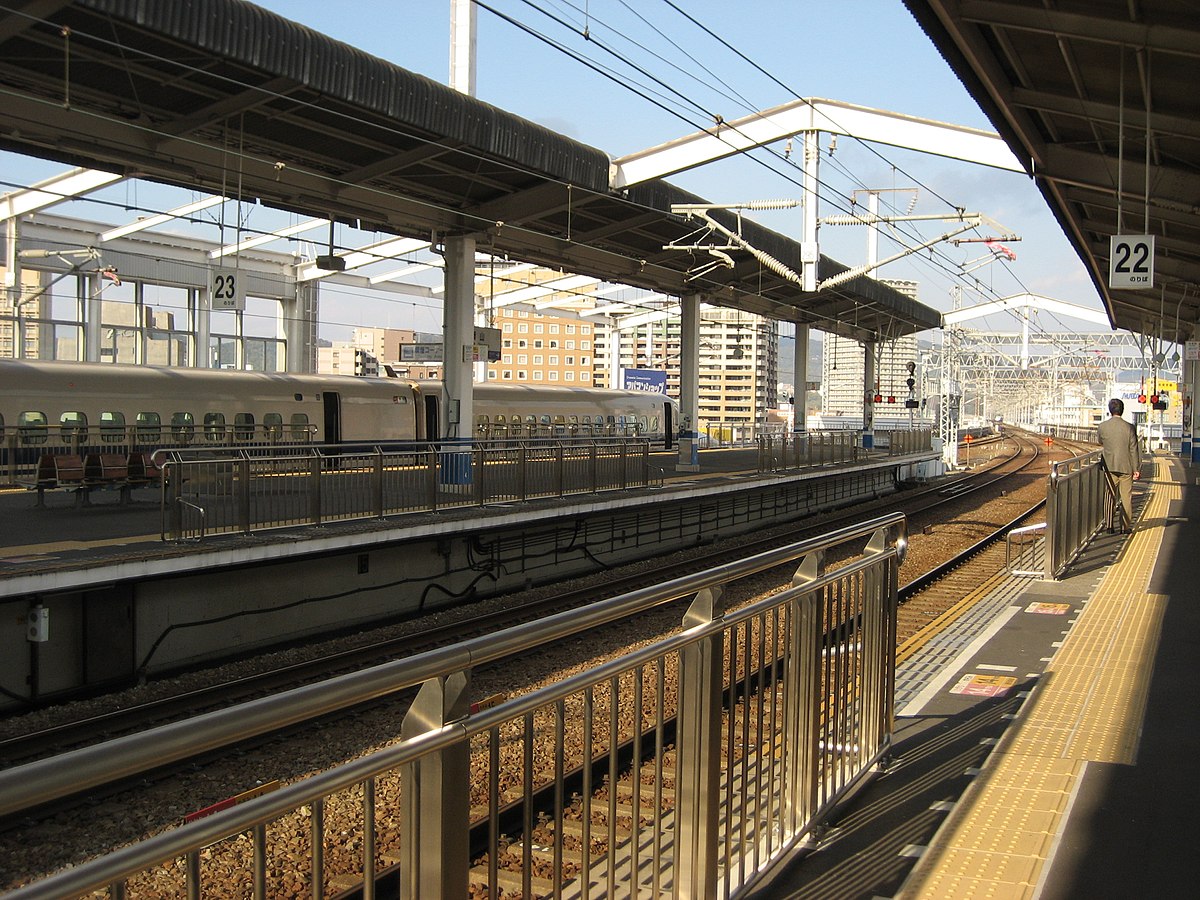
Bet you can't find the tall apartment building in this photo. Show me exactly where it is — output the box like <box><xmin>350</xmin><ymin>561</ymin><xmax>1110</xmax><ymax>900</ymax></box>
<box><xmin>1</xmin><ymin>266</ymin><xmax>48</xmax><ymax>359</ymax></box>
<box><xmin>593</xmin><ymin>308</ymin><xmax>778</xmax><ymax>430</ymax></box>
<box><xmin>487</xmin><ymin>308</ymin><xmax>595</xmax><ymax>386</ymax></box>
<box><xmin>820</xmin><ymin>280</ymin><xmax>921</xmax><ymax>416</ymax></box>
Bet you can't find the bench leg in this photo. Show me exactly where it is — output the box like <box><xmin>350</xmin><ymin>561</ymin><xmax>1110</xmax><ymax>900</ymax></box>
<box><xmin>73</xmin><ymin>487</ymin><xmax>92</xmax><ymax>509</ymax></box>
<box><xmin>33</xmin><ymin>486</ymin><xmax>46</xmax><ymax>509</ymax></box>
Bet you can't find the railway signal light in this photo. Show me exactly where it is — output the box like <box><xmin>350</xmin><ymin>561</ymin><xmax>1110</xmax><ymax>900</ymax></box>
<box><xmin>1138</xmin><ymin>393</ymin><xmax>1147</xmax><ymax>403</ymax></box>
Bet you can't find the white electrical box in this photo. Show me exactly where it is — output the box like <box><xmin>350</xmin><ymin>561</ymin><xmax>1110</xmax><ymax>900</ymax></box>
<box><xmin>27</xmin><ymin>606</ymin><xmax>49</xmax><ymax>642</ymax></box>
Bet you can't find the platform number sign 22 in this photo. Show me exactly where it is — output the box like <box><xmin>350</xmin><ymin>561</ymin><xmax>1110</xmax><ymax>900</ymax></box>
<box><xmin>210</xmin><ymin>266</ymin><xmax>246</xmax><ymax>311</ymax></box>
<box><xmin>1109</xmin><ymin>235</ymin><xmax>1155</xmax><ymax>289</ymax></box>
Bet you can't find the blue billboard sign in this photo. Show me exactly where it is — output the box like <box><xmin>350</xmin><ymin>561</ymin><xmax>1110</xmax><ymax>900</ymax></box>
<box><xmin>622</xmin><ymin>368</ymin><xmax>668</xmax><ymax>394</ymax></box>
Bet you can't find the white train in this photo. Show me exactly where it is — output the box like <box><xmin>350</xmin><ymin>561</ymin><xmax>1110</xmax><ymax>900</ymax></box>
<box><xmin>0</xmin><ymin>360</ymin><xmax>679</xmax><ymax>452</ymax></box>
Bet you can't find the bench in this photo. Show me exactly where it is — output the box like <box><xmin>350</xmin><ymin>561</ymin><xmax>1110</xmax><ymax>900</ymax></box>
<box><xmin>30</xmin><ymin>454</ymin><xmax>88</xmax><ymax>507</ymax></box>
<box><xmin>126</xmin><ymin>451</ymin><xmax>163</xmax><ymax>486</ymax></box>
<box><xmin>85</xmin><ymin>453</ymin><xmax>129</xmax><ymax>482</ymax></box>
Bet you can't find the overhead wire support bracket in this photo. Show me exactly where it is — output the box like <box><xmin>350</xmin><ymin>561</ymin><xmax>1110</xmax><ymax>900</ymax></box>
<box><xmin>666</xmin><ymin>201</ymin><xmax>803</xmax><ymax>285</ymax></box>
<box><xmin>815</xmin><ymin>209</ymin><xmax>1020</xmax><ymax>292</ymax></box>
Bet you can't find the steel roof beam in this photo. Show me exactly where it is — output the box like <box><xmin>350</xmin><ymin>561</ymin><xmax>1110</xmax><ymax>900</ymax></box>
<box><xmin>959</xmin><ymin>0</ymin><xmax>1200</xmax><ymax>59</ymax></box>
<box><xmin>611</xmin><ymin>96</ymin><xmax>1024</xmax><ymax>189</ymax></box>
<box><xmin>942</xmin><ymin>292</ymin><xmax>1111</xmax><ymax>327</ymax></box>
<box><xmin>99</xmin><ymin>195</ymin><xmax>227</xmax><ymax>242</ymax></box>
<box><xmin>0</xmin><ymin>167</ymin><xmax>121</xmax><ymax>221</ymax></box>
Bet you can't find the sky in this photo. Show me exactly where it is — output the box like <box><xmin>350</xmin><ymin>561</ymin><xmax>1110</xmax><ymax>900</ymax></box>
<box><xmin>2</xmin><ymin>0</ymin><xmax>1110</xmax><ymax>341</ymax></box>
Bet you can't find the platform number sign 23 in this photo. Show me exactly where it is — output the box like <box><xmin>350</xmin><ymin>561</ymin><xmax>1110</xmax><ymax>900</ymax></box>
<box><xmin>210</xmin><ymin>266</ymin><xmax>246</xmax><ymax>311</ymax></box>
<box><xmin>1109</xmin><ymin>235</ymin><xmax>1155</xmax><ymax>289</ymax></box>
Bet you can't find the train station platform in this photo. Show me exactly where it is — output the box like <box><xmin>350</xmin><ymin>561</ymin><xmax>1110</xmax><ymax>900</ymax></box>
<box><xmin>746</xmin><ymin>450</ymin><xmax>1199</xmax><ymax>899</ymax></box>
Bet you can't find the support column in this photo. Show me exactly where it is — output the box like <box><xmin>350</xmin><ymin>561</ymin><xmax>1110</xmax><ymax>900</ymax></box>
<box><xmin>442</xmin><ymin>234</ymin><xmax>476</xmax><ymax>482</ymax></box>
<box><xmin>3</xmin><ymin>218</ymin><xmax>20</xmax><ymax>359</ymax></box>
<box><xmin>801</xmin><ymin>131</ymin><xmax>820</xmax><ymax>292</ymax></box>
<box><xmin>607</xmin><ymin>317</ymin><xmax>622</xmax><ymax>389</ymax></box>
<box><xmin>792</xmin><ymin>323</ymin><xmax>809</xmax><ymax>434</ymax></box>
<box><xmin>286</xmin><ymin>281</ymin><xmax>319</xmax><ymax>373</ymax></box>
<box><xmin>1188</xmin><ymin>328</ymin><xmax>1200</xmax><ymax>463</ymax></box>
<box><xmin>85</xmin><ymin>273</ymin><xmax>103</xmax><ymax>363</ymax></box>
<box><xmin>676</xmin><ymin>293</ymin><xmax>701</xmax><ymax>471</ymax></box>
<box><xmin>863</xmin><ymin>340</ymin><xmax>876</xmax><ymax>450</ymax></box>
<box><xmin>195</xmin><ymin>285</ymin><xmax>212</xmax><ymax>368</ymax></box>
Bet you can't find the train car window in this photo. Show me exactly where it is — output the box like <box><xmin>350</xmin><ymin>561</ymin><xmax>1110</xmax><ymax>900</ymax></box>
<box><xmin>204</xmin><ymin>412</ymin><xmax>226</xmax><ymax>442</ymax></box>
<box><xmin>475</xmin><ymin>414</ymin><xmax>489</xmax><ymax>437</ymax></box>
<box><xmin>553</xmin><ymin>415</ymin><xmax>566</xmax><ymax>436</ymax></box>
<box><xmin>264</xmin><ymin>413</ymin><xmax>283</xmax><ymax>441</ymax></box>
<box><xmin>171</xmin><ymin>412</ymin><xmax>195</xmax><ymax>444</ymax></box>
<box><xmin>289</xmin><ymin>413</ymin><xmax>310</xmax><ymax>441</ymax></box>
<box><xmin>234</xmin><ymin>413</ymin><xmax>255</xmax><ymax>441</ymax></box>
<box><xmin>135</xmin><ymin>412</ymin><xmax>162</xmax><ymax>443</ymax></box>
<box><xmin>18</xmin><ymin>411</ymin><xmax>48</xmax><ymax>444</ymax></box>
<box><xmin>100</xmin><ymin>411</ymin><xmax>126</xmax><ymax>443</ymax></box>
<box><xmin>651</xmin><ymin>415</ymin><xmax>660</xmax><ymax>432</ymax></box>
<box><xmin>59</xmin><ymin>411</ymin><xmax>88</xmax><ymax>443</ymax></box>
<box><xmin>637</xmin><ymin>415</ymin><xmax>648</xmax><ymax>434</ymax></box>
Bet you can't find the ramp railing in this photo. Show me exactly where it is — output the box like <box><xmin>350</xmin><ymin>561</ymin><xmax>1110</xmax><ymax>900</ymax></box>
<box><xmin>1043</xmin><ymin>449</ymin><xmax>1109</xmax><ymax>578</ymax></box>
<box><xmin>159</xmin><ymin>438</ymin><xmax>653</xmax><ymax>540</ymax></box>
<box><xmin>2</xmin><ymin>512</ymin><xmax>905</xmax><ymax>900</ymax></box>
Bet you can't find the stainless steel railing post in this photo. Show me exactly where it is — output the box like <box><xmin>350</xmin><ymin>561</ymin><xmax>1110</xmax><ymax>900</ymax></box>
<box><xmin>398</xmin><ymin>671</ymin><xmax>471</xmax><ymax>900</ymax></box>
<box><xmin>675</xmin><ymin>586</ymin><xmax>724</xmax><ymax>898</ymax></box>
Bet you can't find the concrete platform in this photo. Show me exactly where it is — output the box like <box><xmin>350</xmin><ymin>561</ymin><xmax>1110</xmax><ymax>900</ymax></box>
<box><xmin>746</xmin><ymin>450</ymin><xmax>1198</xmax><ymax>899</ymax></box>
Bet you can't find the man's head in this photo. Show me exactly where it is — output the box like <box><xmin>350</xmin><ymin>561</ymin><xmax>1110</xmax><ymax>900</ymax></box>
<box><xmin>1108</xmin><ymin>398</ymin><xmax>1125</xmax><ymax>416</ymax></box>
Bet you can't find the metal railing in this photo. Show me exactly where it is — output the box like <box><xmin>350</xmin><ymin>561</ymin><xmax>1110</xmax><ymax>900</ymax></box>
<box><xmin>756</xmin><ymin>427</ymin><xmax>933</xmax><ymax>473</ymax></box>
<box><xmin>159</xmin><ymin>439</ymin><xmax>655</xmax><ymax>540</ymax></box>
<box><xmin>1043</xmin><ymin>449</ymin><xmax>1109</xmax><ymax>579</ymax></box>
<box><xmin>1</xmin><ymin>512</ymin><xmax>906</xmax><ymax>900</ymax></box>
<box><xmin>0</xmin><ymin>424</ymin><xmax>318</xmax><ymax>486</ymax></box>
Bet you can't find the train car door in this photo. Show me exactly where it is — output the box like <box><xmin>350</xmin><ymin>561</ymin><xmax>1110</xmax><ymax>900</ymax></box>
<box><xmin>663</xmin><ymin>400</ymin><xmax>675</xmax><ymax>449</ymax></box>
<box><xmin>423</xmin><ymin>394</ymin><xmax>440</xmax><ymax>442</ymax></box>
<box><xmin>323</xmin><ymin>391</ymin><xmax>341</xmax><ymax>444</ymax></box>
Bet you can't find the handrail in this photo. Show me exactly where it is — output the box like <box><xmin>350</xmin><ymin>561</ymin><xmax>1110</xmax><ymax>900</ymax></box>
<box><xmin>0</xmin><ymin>511</ymin><xmax>906</xmax><ymax>820</ymax></box>
<box><xmin>2</xmin><ymin>510</ymin><xmax>906</xmax><ymax>899</ymax></box>
<box><xmin>158</xmin><ymin>438</ymin><xmax>655</xmax><ymax>540</ymax></box>
<box><xmin>1045</xmin><ymin>449</ymin><xmax>1108</xmax><ymax>578</ymax></box>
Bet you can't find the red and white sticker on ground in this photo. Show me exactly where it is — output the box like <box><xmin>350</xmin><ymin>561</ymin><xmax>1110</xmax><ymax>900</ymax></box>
<box><xmin>1026</xmin><ymin>602</ymin><xmax>1072</xmax><ymax>615</ymax></box>
<box><xmin>950</xmin><ymin>673</ymin><xmax>1018</xmax><ymax>698</ymax></box>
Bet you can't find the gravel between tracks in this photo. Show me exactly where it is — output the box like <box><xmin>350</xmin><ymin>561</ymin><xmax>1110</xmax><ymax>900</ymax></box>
<box><xmin>0</xmin><ymin>442</ymin><xmax>1055</xmax><ymax>892</ymax></box>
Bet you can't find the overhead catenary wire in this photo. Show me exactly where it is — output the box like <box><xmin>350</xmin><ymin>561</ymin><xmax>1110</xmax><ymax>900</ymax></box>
<box><xmin>0</xmin><ymin>1</ymin><xmax>1095</xmax><ymax>350</ymax></box>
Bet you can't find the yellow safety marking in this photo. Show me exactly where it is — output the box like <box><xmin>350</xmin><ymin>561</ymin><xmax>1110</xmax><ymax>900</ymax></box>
<box><xmin>0</xmin><ymin>533</ymin><xmax>162</xmax><ymax>557</ymax></box>
<box><xmin>898</xmin><ymin>458</ymin><xmax>1179</xmax><ymax>900</ymax></box>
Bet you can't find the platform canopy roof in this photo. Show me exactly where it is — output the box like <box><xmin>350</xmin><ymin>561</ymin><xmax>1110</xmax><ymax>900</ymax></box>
<box><xmin>0</xmin><ymin>0</ymin><xmax>942</xmax><ymax>343</ymax></box>
<box><xmin>904</xmin><ymin>0</ymin><xmax>1200</xmax><ymax>346</ymax></box>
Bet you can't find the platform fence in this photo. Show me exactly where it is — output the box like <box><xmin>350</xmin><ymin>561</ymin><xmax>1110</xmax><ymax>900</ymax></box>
<box><xmin>159</xmin><ymin>439</ymin><xmax>654</xmax><ymax>540</ymax></box>
<box><xmin>1044</xmin><ymin>449</ymin><xmax>1110</xmax><ymax>578</ymax></box>
<box><xmin>757</xmin><ymin>427</ymin><xmax>932</xmax><ymax>472</ymax></box>
<box><xmin>0</xmin><ymin>513</ymin><xmax>906</xmax><ymax>900</ymax></box>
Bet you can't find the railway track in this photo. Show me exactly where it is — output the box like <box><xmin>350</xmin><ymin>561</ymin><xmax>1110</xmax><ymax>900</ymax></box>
<box><xmin>0</xmin><ymin>430</ymin><xmax>1049</xmax><ymax>769</ymax></box>
<box><xmin>0</xmin><ymin>429</ymin><xmax>1099</xmax><ymax>895</ymax></box>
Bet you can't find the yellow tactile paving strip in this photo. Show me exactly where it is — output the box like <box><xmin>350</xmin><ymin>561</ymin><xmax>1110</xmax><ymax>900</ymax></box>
<box><xmin>897</xmin><ymin>457</ymin><xmax>1179</xmax><ymax>900</ymax></box>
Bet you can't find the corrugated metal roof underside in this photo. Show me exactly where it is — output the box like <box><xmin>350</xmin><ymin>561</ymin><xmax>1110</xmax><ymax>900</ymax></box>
<box><xmin>903</xmin><ymin>0</ymin><xmax>1200</xmax><ymax>345</ymax></box>
<box><xmin>0</xmin><ymin>0</ymin><xmax>942</xmax><ymax>340</ymax></box>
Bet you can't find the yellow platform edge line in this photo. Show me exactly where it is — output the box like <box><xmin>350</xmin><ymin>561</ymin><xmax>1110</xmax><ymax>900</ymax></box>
<box><xmin>895</xmin><ymin>455</ymin><xmax>1180</xmax><ymax>900</ymax></box>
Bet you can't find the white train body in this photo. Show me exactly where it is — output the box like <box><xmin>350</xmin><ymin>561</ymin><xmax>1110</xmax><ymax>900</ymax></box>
<box><xmin>0</xmin><ymin>360</ymin><xmax>679</xmax><ymax>449</ymax></box>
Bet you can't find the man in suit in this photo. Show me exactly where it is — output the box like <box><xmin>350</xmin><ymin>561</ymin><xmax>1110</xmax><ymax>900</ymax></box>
<box><xmin>1098</xmin><ymin>398</ymin><xmax>1141</xmax><ymax>532</ymax></box>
